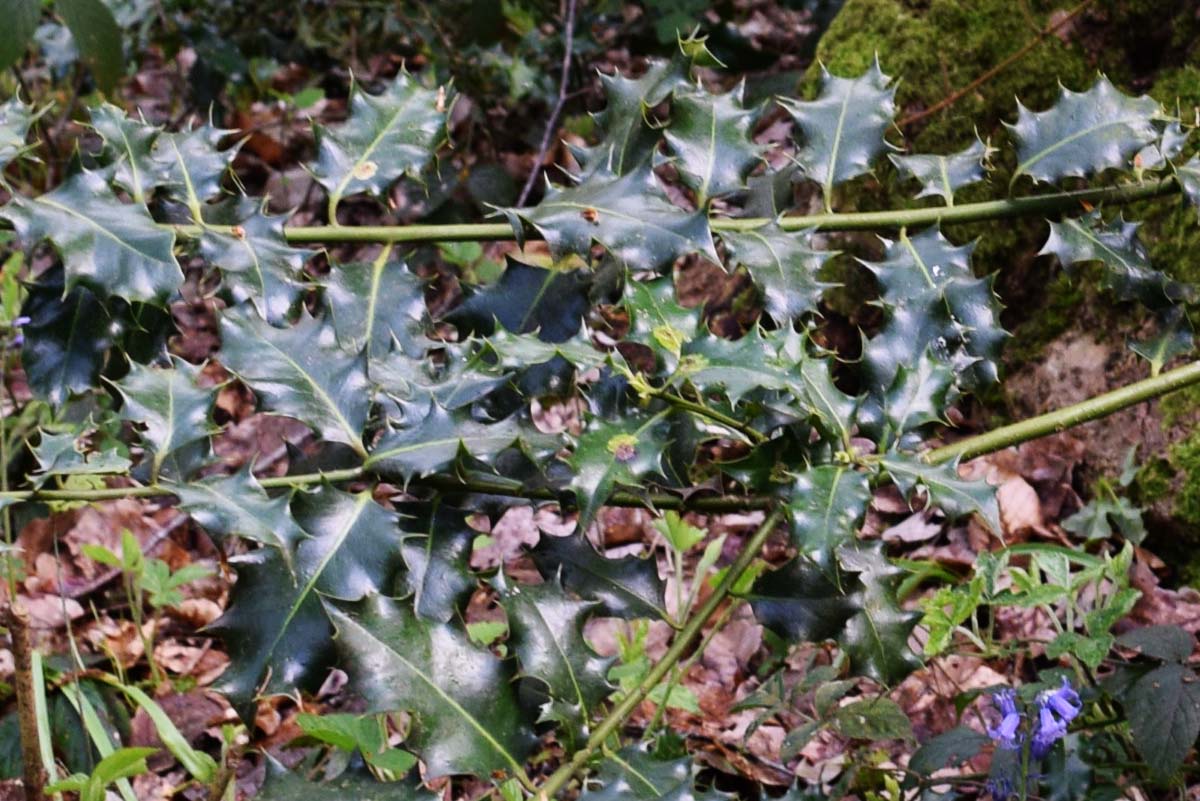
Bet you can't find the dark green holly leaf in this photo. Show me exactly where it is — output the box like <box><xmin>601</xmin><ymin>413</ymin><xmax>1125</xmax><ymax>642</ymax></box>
<box><xmin>327</xmin><ymin>593</ymin><xmax>538</xmax><ymax>778</ymax></box>
<box><xmin>881</xmin><ymin>351</ymin><xmax>954</xmax><ymax>439</ymax></box>
<box><xmin>372</xmin><ymin>345</ymin><xmax>508</xmax><ymax>410</ymax></box>
<box><xmin>1136</xmin><ymin>120</ymin><xmax>1188</xmax><ymax>172</ymax></box>
<box><xmin>747</xmin><ymin>556</ymin><xmax>859</xmax><ymax>643</ymax></box>
<box><xmin>219</xmin><ymin>306</ymin><xmax>371</xmax><ymax>454</ymax></box>
<box><xmin>19</xmin><ymin>280</ymin><xmax>113</xmax><ymax>405</ymax></box>
<box><xmin>788</xmin><ymin>347</ymin><xmax>859</xmax><ymax>448</ymax></box>
<box><xmin>367</xmin><ymin>401</ymin><xmax>554</xmax><ymax>481</ymax></box>
<box><xmin>3</xmin><ymin>171</ymin><xmax>181</xmax><ymax>304</ymax></box>
<box><xmin>530</xmin><ymin>531</ymin><xmax>668</xmax><ymax>621</ymax></box>
<box><xmin>398</xmin><ymin>502</ymin><xmax>477</xmax><ymax>623</ymax></box>
<box><xmin>447</xmin><ymin>257</ymin><xmax>591</xmax><ymax>344</ymax></box>
<box><xmin>0</xmin><ymin>95</ymin><xmax>36</xmax><ymax>170</ymax></box>
<box><xmin>30</xmin><ymin>430</ymin><xmax>131</xmax><ymax>483</ymax></box>
<box><xmin>1040</xmin><ymin>211</ymin><xmax>1188</xmax><ymax>309</ymax></box>
<box><xmin>499</xmin><ymin>573</ymin><xmax>613</xmax><ymax>731</ymax></box>
<box><xmin>257</xmin><ymin>755</ymin><xmax>434</xmax><ymax>801</ymax></box>
<box><xmin>663</xmin><ymin>84</ymin><xmax>764</xmax><ymax>204</ymax></box>
<box><xmin>566</xmin><ymin>412</ymin><xmax>670</xmax><ymax>530</ymax></box>
<box><xmin>781</xmin><ymin>59</ymin><xmax>896</xmax><ymax>209</ymax></box>
<box><xmin>199</xmin><ymin>198</ymin><xmax>309</xmax><ymax>326</ymax></box>
<box><xmin>505</xmin><ymin>165</ymin><xmax>719</xmax><ymax>272</ymax></box>
<box><xmin>484</xmin><ymin>327</ymin><xmax>609</xmax><ymax>372</ymax></box>
<box><xmin>720</xmin><ymin>225</ymin><xmax>834</xmax><ymax>324</ymax></box>
<box><xmin>889</xmin><ymin>138</ymin><xmax>990</xmax><ymax>205</ymax></box>
<box><xmin>293</xmin><ymin>486</ymin><xmax>404</xmax><ymax>602</ymax></box>
<box><xmin>170</xmin><ymin>467</ymin><xmax>307</xmax><ymax>552</ymax></box>
<box><xmin>1124</xmin><ymin>663</ymin><xmax>1200</xmax><ymax>780</ymax></box>
<box><xmin>1129</xmin><ymin>310</ymin><xmax>1193</xmax><ymax>376</ymax></box>
<box><xmin>89</xmin><ymin>103</ymin><xmax>163</xmax><ymax>203</ymax></box>
<box><xmin>586</xmin><ymin>744</ymin><xmax>727</xmax><ymax>801</ymax></box>
<box><xmin>831</xmin><ymin>697</ymin><xmax>912</xmax><ymax>740</ymax></box>
<box><xmin>909</xmin><ymin>727</ymin><xmax>990</xmax><ymax>775</ymax></box>
<box><xmin>789</xmin><ymin>466</ymin><xmax>870</xmax><ymax>558</ymax></box>
<box><xmin>623</xmin><ymin>275</ymin><xmax>702</xmax><ymax>369</ymax></box>
<box><xmin>837</xmin><ymin>543</ymin><xmax>923</xmax><ymax>684</ymax></box>
<box><xmin>1115</xmin><ymin>625</ymin><xmax>1195</xmax><ymax>663</ymax></box>
<box><xmin>325</xmin><ymin>259</ymin><xmax>428</xmax><ymax>359</ymax></box>
<box><xmin>1179</xmin><ymin>156</ymin><xmax>1200</xmax><ymax>222</ymax></box>
<box><xmin>576</xmin><ymin>58</ymin><xmax>688</xmax><ymax>176</ymax></box>
<box><xmin>112</xmin><ymin>357</ymin><xmax>216</xmax><ymax>480</ymax></box>
<box><xmin>881</xmin><ymin>454</ymin><xmax>1000</xmax><ymax>532</ymax></box>
<box><xmin>312</xmin><ymin>72</ymin><xmax>450</xmax><ymax>219</ymax></box>
<box><xmin>1007</xmin><ymin>78</ymin><xmax>1160</xmax><ymax>185</ymax></box>
<box><xmin>157</xmin><ymin>125</ymin><xmax>237</xmax><ymax>207</ymax></box>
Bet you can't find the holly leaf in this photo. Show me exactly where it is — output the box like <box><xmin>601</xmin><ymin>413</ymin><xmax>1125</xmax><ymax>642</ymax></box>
<box><xmin>505</xmin><ymin>165</ymin><xmax>719</xmax><ymax>272</ymax></box>
<box><xmin>837</xmin><ymin>543</ymin><xmax>923</xmax><ymax>684</ymax></box>
<box><xmin>0</xmin><ymin>3</ymin><xmax>38</xmax><ymax>76</ymax></box>
<box><xmin>881</xmin><ymin>351</ymin><xmax>955</xmax><ymax>439</ymax></box>
<box><xmin>662</xmin><ymin>84</ymin><xmax>764</xmax><ymax>204</ymax></box>
<box><xmin>789</xmin><ymin>466</ymin><xmax>871</xmax><ymax>558</ymax></box>
<box><xmin>530</xmin><ymin>532</ymin><xmax>668</xmax><ymax>621</ymax></box>
<box><xmin>747</xmin><ymin>557</ymin><xmax>860</xmax><ymax>643</ymax></box>
<box><xmin>18</xmin><ymin>280</ymin><xmax>113</xmax><ymax>405</ymax></box>
<box><xmin>498</xmin><ymin>573</ymin><xmax>613</xmax><ymax>731</ymax></box>
<box><xmin>1040</xmin><ymin>210</ymin><xmax>1188</xmax><ymax>309</ymax></box>
<box><xmin>720</xmin><ymin>225</ymin><xmax>835</xmax><ymax>323</ymax></box>
<box><xmin>327</xmin><ymin>594</ymin><xmax>538</xmax><ymax>778</ymax></box>
<box><xmin>623</xmin><ymin>276</ymin><xmax>702</xmax><ymax>369</ymax></box>
<box><xmin>881</xmin><ymin>454</ymin><xmax>1000</xmax><ymax>533</ymax></box>
<box><xmin>219</xmin><ymin>306</ymin><xmax>371</xmax><ymax>454</ymax></box>
<box><xmin>30</xmin><ymin>430</ymin><xmax>131</xmax><ymax>482</ymax></box>
<box><xmin>312</xmin><ymin>72</ymin><xmax>450</xmax><ymax>218</ymax></box>
<box><xmin>111</xmin><ymin>357</ymin><xmax>216</xmax><ymax>480</ymax></box>
<box><xmin>1008</xmin><ymin>78</ymin><xmax>1160</xmax><ymax>185</ymax></box>
<box><xmin>257</xmin><ymin>755</ymin><xmax>435</xmax><ymax>801</ymax></box>
<box><xmin>1129</xmin><ymin>311</ymin><xmax>1193</xmax><ymax>376</ymax></box>
<box><xmin>3</xmin><ymin>170</ymin><xmax>181</xmax><ymax>305</ymax></box>
<box><xmin>398</xmin><ymin>502</ymin><xmax>477</xmax><ymax>623</ymax></box>
<box><xmin>483</xmin><ymin>327</ymin><xmax>609</xmax><ymax>372</ymax></box>
<box><xmin>1179</xmin><ymin>156</ymin><xmax>1200</xmax><ymax>222</ymax></box>
<box><xmin>1124</xmin><ymin>663</ymin><xmax>1200</xmax><ymax>780</ymax></box>
<box><xmin>446</xmin><ymin>257</ymin><xmax>591</xmax><ymax>344</ymax></box>
<box><xmin>781</xmin><ymin>59</ymin><xmax>896</xmax><ymax>209</ymax></box>
<box><xmin>576</xmin><ymin>58</ymin><xmax>688</xmax><ymax>176</ymax></box>
<box><xmin>679</xmin><ymin>328</ymin><xmax>793</xmax><ymax>406</ymax></box>
<box><xmin>325</xmin><ymin>259</ymin><xmax>428</xmax><ymax>359</ymax></box>
<box><xmin>566</xmin><ymin>413</ymin><xmax>670</xmax><ymax>530</ymax></box>
<box><xmin>157</xmin><ymin>124</ymin><xmax>238</xmax><ymax>207</ymax></box>
<box><xmin>0</xmin><ymin>95</ymin><xmax>37</xmax><ymax>171</ymax></box>
<box><xmin>293</xmin><ymin>486</ymin><xmax>405</xmax><ymax>602</ymax></box>
<box><xmin>89</xmin><ymin>103</ymin><xmax>163</xmax><ymax>203</ymax></box>
<box><xmin>171</xmin><ymin>467</ymin><xmax>307</xmax><ymax>553</ymax></box>
<box><xmin>889</xmin><ymin>138</ymin><xmax>990</xmax><ymax>205</ymax></box>
<box><xmin>199</xmin><ymin>198</ymin><xmax>309</xmax><ymax>326</ymax></box>
<box><xmin>586</xmin><ymin>744</ymin><xmax>727</xmax><ymax>801</ymax></box>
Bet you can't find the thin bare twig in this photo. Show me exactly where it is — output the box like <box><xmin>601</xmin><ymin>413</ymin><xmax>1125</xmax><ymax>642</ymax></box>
<box><xmin>516</xmin><ymin>0</ymin><xmax>579</xmax><ymax>207</ymax></box>
<box><xmin>3</xmin><ymin>601</ymin><xmax>48</xmax><ymax>801</ymax></box>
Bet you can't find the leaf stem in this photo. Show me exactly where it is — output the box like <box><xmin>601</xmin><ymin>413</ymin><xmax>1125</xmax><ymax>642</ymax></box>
<box><xmin>163</xmin><ymin>178</ymin><xmax>1179</xmax><ymax>243</ymax></box>
<box><xmin>535</xmin><ymin>508</ymin><xmax>784</xmax><ymax>801</ymax></box>
<box><xmin>647</xmin><ymin>387</ymin><xmax>768</xmax><ymax>444</ymax></box>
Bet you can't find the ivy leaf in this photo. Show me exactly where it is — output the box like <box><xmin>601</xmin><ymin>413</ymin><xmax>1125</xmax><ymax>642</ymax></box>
<box><xmin>781</xmin><ymin>59</ymin><xmax>896</xmax><ymax>209</ymax></box>
<box><xmin>325</xmin><ymin>259</ymin><xmax>429</xmax><ymax>359</ymax></box>
<box><xmin>199</xmin><ymin>198</ymin><xmax>309</xmax><ymax>326</ymax></box>
<box><xmin>111</xmin><ymin>357</ymin><xmax>216</xmax><ymax>480</ymax></box>
<box><xmin>566</xmin><ymin>412</ymin><xmax>670</xmax><ymax>530</ymax></box>
<box><xmin>662</xmin><ymin>84</ymin><xmax>764</xmax><ymax>204</ymax></box>
<box><xmin>1007</xmin><ymin>78</ymin><xmax>1160</xmax><ymax>185</ymax></box>
<box><xmin>789</xmin><ymin>466</ymin><xmax>871</xmax><ymax>558</ymax></box>
<box><xmin>0</xmin><ymin>96</ymin><xmax>36</xmax><ymax>171</ymax></box>
<box><xmin>1129</xmin><ymin>311</ymin><xmax>1193</xmax><ymax>376</ymax></box>
<box><xmin>586</xmin><ymin>744</ymin><xmax>727</xmax><ymax>801</ymax></box>
<box><xmin>837</xmin><ymin>543</ymin><xmax>923</xmax><ymax>684</ymax></box>
<box><xmin>720</xmin><ymin>225</ymin><xmax>835</xmax><ymax>323</ymax></box>
<box><xmin>257</xmin><ymin>755</ymin><xmax>435</xmax><ymax>801</ymax></box>
<box><xmin>498</xmin><ymin>573</ymin><xmax>613</xmax><ymax>731</ymax></box>
<box><xmin>219</xmin><ymin>306</ymin><xmax>371</xmax><ymax>455</ymax></box>
<box><xmin>1124</xmin><ymin>663</ymin><xmax>1200</xmax><ymax>780</ymax></box>
<box><xmin>505</xmin><ymin>165</ymin><xmax>719</xmax><ymax>272</ymax></box>
<box><xmin>747</xmin><ymin>557</ymin><xmax>860</xmax><ymax>643</ymax></box>
<box><xmin>888</xmin><ymin>138</ymin><xmax>989</xmax><ymax>205</ymax></box>
<box><xmin>2</xmin><ymin>170</ymin><xmax>181</xmax><ymax>305</ymax></box>
<box><xmin>447</xmin><ymin>257</ymin><xmax>591</xmax><ymax>344</ymax></box>
<box><xmin>1040</xmin><ymin>211</ymin><xmax>1188</xmax><ymax>309</ymax></box>
<box><xmin>327</xmin><ymin>594</ymin><xmax>538</xmax><ymax>778</ymax></box>
<box><xmin>293</xmin><ymin>486</ymin><xmax>405</xmax><ymax>602</ymax></box>
<box><xmin>398</xmin><ymin>502</ymin><xmax>477</xmax><ymax>623</ymax></box>
<box><xmin>171</xmin><ymin>467</ymin><xmax>307</xmax><ymax>553</ymax></box>
<box><xmin>530</xmin><ymin>532</ymin><xmax>668</xmax><ymax>621</ymax></box>
<box><xmin>880</xmin><ymin>454</ymin><xmax>1001</xmax><ymax>533</ymax></box>
<box><xmin>366</xmin><ymin>401</ymin><xmax>553</xmax><ymax>481</ymax></box>
<box><xmin>19</xmin><ymin>280</ymin><xmax>113</xmax><ymax>405</ymax></box>
<box><xmin>312</xmin><ymin>72</ymin><xmax>450</xmax><ymax>218</ymax></box>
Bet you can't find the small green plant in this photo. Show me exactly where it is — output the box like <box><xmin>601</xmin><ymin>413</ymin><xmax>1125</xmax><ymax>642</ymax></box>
<box><xmin>46</xmin><ymin>746</ymin><xmax>157</xmax><ymax>801</ymax></box>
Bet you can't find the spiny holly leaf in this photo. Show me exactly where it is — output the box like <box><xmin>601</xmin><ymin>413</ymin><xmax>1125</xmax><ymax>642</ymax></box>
<box><xmin>1179</xmin><ymin>156</ymin><xmax>1200</xmax><ymax>222</ymax></box>
<box><xmin>566</xmin><ymin>412</ymin><xmax>670</xmax><ymax>530</ymax></box>
<box><xmin>505</xmin><ymin>165</ymin><xmax>719</xmax><ymax>272</ymax></box>
<box><xmin>662</xmin><ymin>84</ymin><xmax>765</xmax><ymax>204</ymax></box>
<box><xmin>2</xmin><ymin>170</ymin><xmax>181</xmax><ymax>304</ymax></box>
<box><xmin>881</xmin><ymin>351</ymin><xmax>955</xmax><ymax>441</ymax></box>
<box><xmin>171</xmin><ymin>467</ymin><xmax>307</xmax><ymax>553</ymax></box>
<box><xmin>447</xmin><ymin>257</ymin><xmax>591</xmax><ymax>344</ymax></box>
<box><xmin>889</xmin><ymin>138</ymin><xmax>990</xmax><ymax>205</ymax></box>
<box><xmin>199</xmin><ymin>198</ymin><xmax>309</xmax><ymax>326</ymax></box>
<box><xmin>747</xmin><ymin>556</ymin><xmax>860</xmax><ymax>644</ymax></box>
<box><xmin>623</xmin><ymin>276</ymin><xmax>702</xmax><ymax>369</ymax></box>
<box><xmin>312</xmin><ymin>72</ymin><xmax>450</xmax><ymax>218</ymax></box>
<box><xmin>372</xmin><ymin>345</ymin><xmax>508</xmax><ymax>410</ymax></box>
<box><xmin>788</xmin><ymin>347</ymin><xmax>859</xmax><ymax>448</ymax></box>
<box><xmin>111</xmin><ymin>357</ymin><xmax>217</xmax><ymax>479</ymax></box>
<box><xmin>586</xmin><ymin>744</ymin><xmax>728</xmax><ymax>801</ymax></box>
<box><xmin>18</xmin><ymin>280</ymin><xmax>113</xmax><ymax>405</ymax></box>
<box><xmin>720</xmin><ymin>225</ymin><xmax>835</xmax><ymax>323</ymax></box>
<box><xmin>398</xmin><ymin>502</ymin><xmax>477</xmax><ymax>623</ymax></box>
<box><xmin>1007</xmin><ymin>78</ymin><xmax>1160</xmax><ymax>185</ymax></box>
<box><xmin>530</xmin><ymin>532</ymin><xmax>668</xmax><ymax>621</ymax></box>
<box><xmin>157</xmin><ymin>124</ymin><xmax>238</xmax><ymax>207</ymax></box>
<box><xmin>789</xmin><ymin>465</ymin><xmax>871</xmax><ymax>558</ymax></box>
<box><xmin>0</xmin><ymin>95</ymin><xmax>36</xmax><ymax>171</ymax></box>
<box><xmin>366</xmin><ymin>401</ymin><xmax>554</xmax><ymax>481</ymax></box>
<box><xmin>575</xmin><ymin>58</ymin><xmax>689</xmax><ymax>176</ymax></box>
<box><xmin>1130</xmin><ymin>311</ymin><xmax>1194</xmax><ymax>376</ymax></box>
<box><xmin>325</xmin><ymin>259</ymin><xmax>429</xmax><ymax>359</ymax></box>
<box><xmin>293</xmin><ymin>486</ymin><xmax>404</xmax><ymax>602</ymax></box>
<box><xmin>30</xmin><ymin>430</ymin><xmax>131</xmax><ymax>482</ymax></box>
<box><xmin>880</xmin><ymin>454</ymin><xmax>1000</xmax><ymax>533</ymax></box>
<box><xmin>781</xmin><ymin>59</ymin><xmax>896</xmax><ymax>209</ymax></box>
<box><xmin>498</xmin><ymin>573</ymin><xmax>613</xmax><ymax>732</ymax></box>
<box><xmin>483</xmin><ymin>327</ymin><xmax>609</xmax><ymax>372</ymax></box>
<box><xmin>89</xmin><ymin>104</ymin><xmax>163</xmax><ymax>203</ymax></box>
<box><xmin>837</xmin><ymin>543</ymin><xmax>923</xmax><ymax>684</ymax></box>
<box><xmin>219</xmin><ymin>306</ymin><xmax>371</xmax><ymax>454</ymax></box>
<box><xmin>1039</xmin><ymin>211</ymin><xmax>1188</xmax><ymax>309</ymax></box>
<box><xmin>257</xmin><ymin>755</ymin><xmax>435</xmax><ymax>801</ymax></box>
<box><xmin>327</xmin><ymin>593</ymin><xmax>538</xmax><ymax>779</ymax></box>
<box><xmin>679</xmin><ymin>328</ymin><xmax>792</xmax><ymax>405</ymax></box>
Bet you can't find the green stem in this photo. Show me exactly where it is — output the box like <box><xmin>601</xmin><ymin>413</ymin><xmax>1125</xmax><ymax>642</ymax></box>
<box><xmin>648</xmin><ymin>388</ymin><xmax>768</xmax><ymax>445</ymax></box>
<box><xmin>536</xmin><ymin>509</ymin><xmax>784</xmax><ymax>800</ymax></box>
<box><xmin>165</xmin><ymin>179</ymin><xmax>1179</xmax><ymax>244</ymax></box>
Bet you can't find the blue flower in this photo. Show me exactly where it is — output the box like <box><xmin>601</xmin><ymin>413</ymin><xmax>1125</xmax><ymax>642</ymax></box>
<box><xmin>987</xmin><ymin>689</ymin><xmax>1023</xmax><ymax>750</ymax></box>
<box><xmin>1045</xmin><ymin>676</ymin><xmax>1081</xmax><ymax>723</ymax></box>
<box><xmin>987</xmin><ymin>773</ymin><xmax>1016</xmax><ymax>801</ymax></box>
<box><xmin>1029</xmin><ymin>678</ymin><xmax>1079</xmax><ymax>759</ymax></box>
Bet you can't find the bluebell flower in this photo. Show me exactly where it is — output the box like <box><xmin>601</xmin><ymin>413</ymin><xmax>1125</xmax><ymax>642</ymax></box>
<box><xmin>1029</xmin><ymin>678</ymin><xmax>1079</xmax><ymax>759</ymax></box>
<box><xmin>6</xmin><ymin>316</ymin><xmax>29</xmax><ymax>348</ymax></box>
<box><xmin>1045</xmin><ymin>676</ymin><xmax>1081</xmax><ymax>723</ymax></box>
<box><xmin>987</xmin><ymin>773</ymin><xmax>1015</xmax><ymax>801</ymax></box>
<box><xmin>987</xmin><ymin>689</ymin><xmax>1022</xmax><ymax>750</ymax></box>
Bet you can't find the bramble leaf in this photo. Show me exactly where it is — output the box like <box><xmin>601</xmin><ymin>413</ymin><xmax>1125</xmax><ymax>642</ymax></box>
<box><xmin>1124</xmin><ymin>663</ymin><xmax>1200</xmax><ymax>780</ymax></box>
<box><xmin>889</xmin><ymin>138</ymin><xmax>990</xmax><ymax>205</ymax></box>
<box><xmin>530</xmin><ymin>532</ymin><xmax>668</xmax><ymax>621</ymax></box>
<box><xmin>663</xmin><ymin>84</ymin><xmax>764</xmax><ymax>204</ymax></box>
<box><xmin>1008</xmin><ymin>78</ymin><xmax>1160</xmax><ymax>185</ymax></box>
<box><xmin>720</xmin><ymin>225</ymin><xmax>835</xmax><ymax>323</ymax></box>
